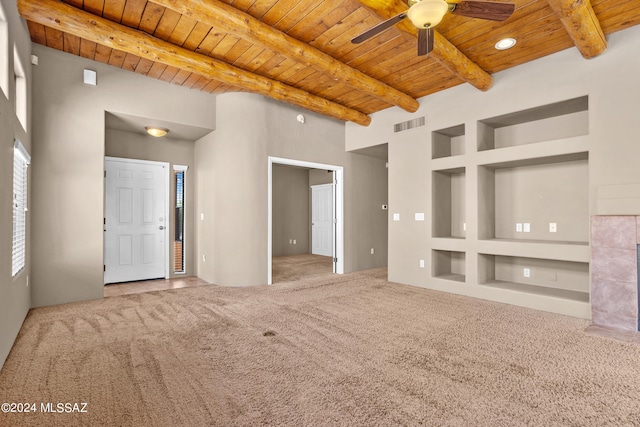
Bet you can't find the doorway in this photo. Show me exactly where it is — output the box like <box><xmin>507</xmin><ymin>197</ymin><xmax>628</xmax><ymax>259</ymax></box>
<box><xmin>104</xmin><ymin>157</ymin><xmax>170</xmax><ymax>284</ymax></box>
<box><xmin>268</xmin><ymin>157</ymin><xmax>344</xmax><ymax>285</ymax></box>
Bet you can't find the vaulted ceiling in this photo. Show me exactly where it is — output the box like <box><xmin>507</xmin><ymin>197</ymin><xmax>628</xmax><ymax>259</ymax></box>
<box><xmin>18</xmin><ymin>0</ymin><xmax>640</xmax><ymax>126</ymax></box>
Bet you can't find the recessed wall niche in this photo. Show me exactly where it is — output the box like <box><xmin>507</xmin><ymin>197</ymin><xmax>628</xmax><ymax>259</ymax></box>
<box><xmin>477</xmin><ymin>96</ymin><xmax>588</xmax><ymax>151</ymax></box>
<box><xmin>432</xmin><ymin>124</ymin><xmax>465</xmax><ymax>159</ymax></box>
<box><xmin>477</xmin><ymin>154</ymin><xmax>589</xmax><ymax>243</ymax></box>
<box><xmin>478</xmin><ymin>253</ymin><xmax>589</xmax><ymax>302</ymax></box>
<box><xmin>433</xmin><ymin>250</ymin><xmax>466</xmax><ymax>283</ymax></box>
<box><xmin>432</xmin><ymin>167</ymin><xmax>466</xmax><ymax>239</ymax></box>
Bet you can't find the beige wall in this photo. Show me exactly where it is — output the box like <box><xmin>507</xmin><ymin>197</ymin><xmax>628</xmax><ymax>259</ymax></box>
<box><xmin>0</xmin><ymin>0</ymin><xmax>32</xmax><ymax>369</ymax></box>
<box><xmin>105</xmin><ymin>128</ymin><xmax>197</xmax><ymax>277</ymax></box>
<box><xmin>195</xmin><ymin>93</ymin><xmax>388</xmax><ymax>286</ymax></box>
<box><xmin>30</xmin><ymin>44</ymin><xmax>215</xmax><ymax>307</ymax></box>
<box><xmin>345</xmin><ymin>25</ymin><xmax>640</xmax><ymax>317</ymax></box>
<box><xmin>272</xmin><ymin>165</ymin><xmax>310</xmax><ymax>256</ymax></box>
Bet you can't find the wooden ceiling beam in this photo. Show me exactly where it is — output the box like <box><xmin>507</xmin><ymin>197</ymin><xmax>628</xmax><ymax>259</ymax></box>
<box><xmin>545</xmin><ymin>0</ymin><xmax>607</xmax><ymax>58</ymax></box>
<box><xmin>151</xmin><ymin>0</ymin><xmax>419</xmax><ymax>113</ymax></box>
<box><xmin>354</xmin><ymin>0</ymin><xmax>493</xmax><ymax>91</ymax></box>
<box><xmin>17</xmin><ymin>0</ymin><xmax>372</xmax><ymax>126</ymax></box>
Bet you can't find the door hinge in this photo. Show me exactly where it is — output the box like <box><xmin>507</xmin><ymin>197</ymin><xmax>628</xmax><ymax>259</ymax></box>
<box><xmin>103</xmin><ymin>265</ymin><xmax>106</xmax><ymax>272</ymax></box>
<box><xmin>333</xmin><ymin>257</ymin><xmax>338</xmax><ymax>263</ymax></box>
<box><xmin>104</xmin><ymin>170</ymin><xmax>106</xmax><ymax>178</ymax></box>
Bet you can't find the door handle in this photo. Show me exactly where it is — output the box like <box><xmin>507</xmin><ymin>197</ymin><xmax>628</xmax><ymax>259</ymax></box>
<box><xmin>159</xmin><ymin>226</ymin><xmax>165</xmax><ymax>230</ymax></box>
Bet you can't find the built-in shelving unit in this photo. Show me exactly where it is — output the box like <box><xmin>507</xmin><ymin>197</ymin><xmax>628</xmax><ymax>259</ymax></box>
<box><xmin>425</xmin><ymin>96</ymin><xmax>591</xmax><ymax>318</ymax></box>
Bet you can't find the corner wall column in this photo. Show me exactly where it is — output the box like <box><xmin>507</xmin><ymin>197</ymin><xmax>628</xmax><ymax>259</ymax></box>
<box><xmin>590</xmin><ymin>216</ymin><xmax>640</xmax><ymax>331</ymax></box>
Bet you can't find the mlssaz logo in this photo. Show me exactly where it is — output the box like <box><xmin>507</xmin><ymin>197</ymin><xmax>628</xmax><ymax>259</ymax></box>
<box><xmin>40</xmin><ymin>402</ymin><xmax>88</xmax><ymax>413</ymax></box>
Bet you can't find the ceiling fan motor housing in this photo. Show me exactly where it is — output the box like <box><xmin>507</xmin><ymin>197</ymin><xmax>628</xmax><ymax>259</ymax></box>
<box><xmin>407</xmin><ymin>0</ymin><xmax>449</xmax><ymax>28</ymax></box>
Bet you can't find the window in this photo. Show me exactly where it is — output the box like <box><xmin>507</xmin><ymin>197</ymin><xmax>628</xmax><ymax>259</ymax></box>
<box><xmin>0</xmin><ymin>4</ymin><xmax>8</xmax><ymax>98</ymax></box>
<box><xmin>12</xmin><ymin>140</ymin><xmax>30</xmax><ymax>277</ymax></box>
<box><xmin>173</xmin><ymin>165</ymin><xmax>188</xmax><ymax>273</ymax></box>
<box><xmin>13</xmin><ymin>46</ymin><xmax>27</xmax><ymax>130</ymax></box>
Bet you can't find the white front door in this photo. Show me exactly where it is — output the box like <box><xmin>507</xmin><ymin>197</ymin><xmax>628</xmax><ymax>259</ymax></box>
<box><xmin>311</xmin><ymin>184</ymin><xmax>334</xmax><ymax>257</ymax></box>
<box><xmin>104</xmin><ymin>158</ymin><xmax>168</xmax><ymax>284</ymax></box>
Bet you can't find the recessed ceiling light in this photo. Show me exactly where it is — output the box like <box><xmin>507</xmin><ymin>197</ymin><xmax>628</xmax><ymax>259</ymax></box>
<box><xmin>145</xmin><ymin>127</ymin><xmax>169</xmax><ymax>137</ymax></box>
<box><xmin>495</xmin><ymin>38</ymin><xmax>516</xmax><ymax>50</ymax></box>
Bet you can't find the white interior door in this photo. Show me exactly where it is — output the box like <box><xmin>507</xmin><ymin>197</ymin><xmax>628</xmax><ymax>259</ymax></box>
<box><xmin>104</xmin><ymin>158</ymin><xmax>168</xmax><ymax>284</ymax></box>
<box><xmin>311</xmin><ymin>184</ymin><xmax>334</xmax><ymax>257</ymax></box>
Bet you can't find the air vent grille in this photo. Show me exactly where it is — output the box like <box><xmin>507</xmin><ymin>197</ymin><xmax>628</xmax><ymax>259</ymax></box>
<box><xmin>394</xmin><ymin>116</ymin><xmax>426</xmax><ymax>133</ymax></box>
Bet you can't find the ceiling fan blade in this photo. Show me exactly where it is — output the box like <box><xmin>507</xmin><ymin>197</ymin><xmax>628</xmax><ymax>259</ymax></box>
<box><xmin>417</xmin><ymin>28</ymin><xmax>434</xmax><ymax>56</ymax></box>
<box><xmin>351</xmin><ymin>13</ymin><xmax>407</xmax><ymax>44</ymax></box>
<box><xmin>451</xmin><ymin>1</ymin><xmax>515</xmax><ymax>21</ymax></box>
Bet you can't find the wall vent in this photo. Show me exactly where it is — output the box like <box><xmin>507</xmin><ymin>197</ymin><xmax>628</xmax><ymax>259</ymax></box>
<box><xmin>394</xmin><ymin>116</ymin><xmax>426</xmax><ymax>133</ymax></box>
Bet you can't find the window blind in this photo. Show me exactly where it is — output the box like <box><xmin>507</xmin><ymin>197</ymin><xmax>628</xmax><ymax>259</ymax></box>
<box><xmin>12</xmin><ymin>140</ymin><xmax>30</xmax><ymax>277</ymax></box>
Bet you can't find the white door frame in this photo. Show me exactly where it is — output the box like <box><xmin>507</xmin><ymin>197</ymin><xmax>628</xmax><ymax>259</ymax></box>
<box><xmin>268</xmin><ymin>156</ymin><xmax>344</xmax><ymax>285</ymax></box>
<box><xmin>104</xmin><ymin>156</ymin><xmax>171</xmax><ymax>282</ymax></box>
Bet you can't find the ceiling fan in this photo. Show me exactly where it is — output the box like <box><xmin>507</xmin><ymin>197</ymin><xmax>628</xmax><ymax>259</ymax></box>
<box><xmin>352</xmin><ymin>0</ymin><xmax>515</xmax><ymax>56</ymax></box>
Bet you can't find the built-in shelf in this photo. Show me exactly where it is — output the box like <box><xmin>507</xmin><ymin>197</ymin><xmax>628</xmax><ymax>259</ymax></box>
<box><xmin>433</xmin><ymin>167</ymin><xmax>466</xmax><ymax>239</ymax></box>
<box><xmin>477</xmin><ymin>239</ymin><xmax>590</xmax><ymax>263</ymax></box>
<box><xmin>478</xmin><ymin>254</ymin><xmax>589</xmax><ymax>303</ymax></box>
<box><xmin>478</xmin><ymin>96</ymin><xmax>588</xmax><ymax>152</ymax></box>
<box><xmin>477</xmin><ymin>141</ymin><xmax>588</xmax><ymax>169</ymax></box>
<box><xmin>433</xmin><ymin>250</ymin><xmax>466</xmax><ymax>283</ymax></box>
<box><xmin>432</xmin><ymin>124</ymin><xmax>465</xmax><ymax>159</ymax></box>
<box><xmin>480</xmin><ymin>281</ymin><xmax>589</xmax><ymax>303</ymax></box>
<box><xmin>478</xmin><ymin>155</ymin><xmax>589</xmax><ymax>243</ymax></box>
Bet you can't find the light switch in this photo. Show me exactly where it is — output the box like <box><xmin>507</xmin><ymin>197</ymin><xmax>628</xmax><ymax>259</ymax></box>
<box><xmin>549</xmin><ymin>222</ymin><xmax>557</xmax><ymax>233</ymax></box>
<box><xmin>393</xmin><ymin>213</ymin><xmax>400</xmax><ymax>221</ymax></box>
<box><xmin>415</xmin><ymin>213</ymin><xmax>425</xmax><ymax>221</ymax></box>
<box><xmin>419</xmin><ymin>259</ymin><xmax>425</xmax><ymax>268</ymax></box>
<box><xmin>523</xmin><ymin>223</ymin><xmax>531</xmax><ymax>233</ymax></box>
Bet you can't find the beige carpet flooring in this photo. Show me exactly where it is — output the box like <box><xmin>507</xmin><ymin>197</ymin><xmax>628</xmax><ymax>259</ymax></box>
<box><xmin>272</xmin><ymin>254</ymin><xmax>333</xmax><ymax>283</ymax></box>
<box><xmin>1</xmin><ymin>268</ymin><xmax>640</xmax><ymax>426</ymax></box>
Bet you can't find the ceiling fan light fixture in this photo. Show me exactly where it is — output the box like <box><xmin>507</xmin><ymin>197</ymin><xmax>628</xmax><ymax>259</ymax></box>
<box><xmin>145</xmin><ymin>126</ymin><xmax>169</xmax><ymax>137</ymax></box>
<box><xmin>495</xmin><ymin>37</ymin><xmax>517</xmax><ymax>50</ymax></box>
<box><xmin>407</xmin><ymin>0</ymin><xmax>449</xmax><ymax>29</ymax></box>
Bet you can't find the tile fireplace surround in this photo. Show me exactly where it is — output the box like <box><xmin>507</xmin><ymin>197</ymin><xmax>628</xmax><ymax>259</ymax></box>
<box><xmin>591</xmin><ymin>216</ymin><xmax>640</xmax><ymax>331</ymax></box>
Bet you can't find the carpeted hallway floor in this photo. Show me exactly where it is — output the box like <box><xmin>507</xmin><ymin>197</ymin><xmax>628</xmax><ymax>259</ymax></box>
<box><xmin>272</xmin><ymin>253</ymin><xmax>333</xmax><ymax>283</ymax></box>
<box><xmin>1</xmin><ymin>266</ymin><xmax>640</xmax><ymax>426</ymax></box>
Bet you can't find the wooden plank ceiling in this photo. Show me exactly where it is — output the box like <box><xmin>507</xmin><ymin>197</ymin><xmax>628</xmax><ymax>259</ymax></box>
<box><xmin>18</xmin><ymin>0</ymin><xmax>640</xmax><ymax>126</ymax></box>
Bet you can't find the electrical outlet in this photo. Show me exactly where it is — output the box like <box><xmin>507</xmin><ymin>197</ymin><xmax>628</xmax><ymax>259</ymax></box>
<box><xmin>415</xmin><ymin>213</ymin><xmax>425</xmax><ymax>221</ymax></box>
<box><xmin>393</xmin><ymin>213</ymin><xmax>400</xmax><ymax>221</ymax></box>
<box><xmin>549</xmin><ymin>222</ymin><xmax>557</xmax><ymax>233</ymax></box>
<box><xmin>516</xmin><ymin>223</ymin><xmax>523</xmax><ymax>232</ymax></box>
<box><xmin>289</xmin><ymin>239</ymin><xmax>293</xmax><ymax>244</ymax></box>
<box><xmin>523</xmin><ymin>223</ymin><xmax>531</xmax><ymax>233</ymax></box>
<box><xmin>419</xmin><ymin>259</ymin><xmax>425</xmax><ymax>268</ymax></box>
<box><xmin>524</xmin><ymin>268</ymin><xmax>530</xmax><ymax>278</ymax></box>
